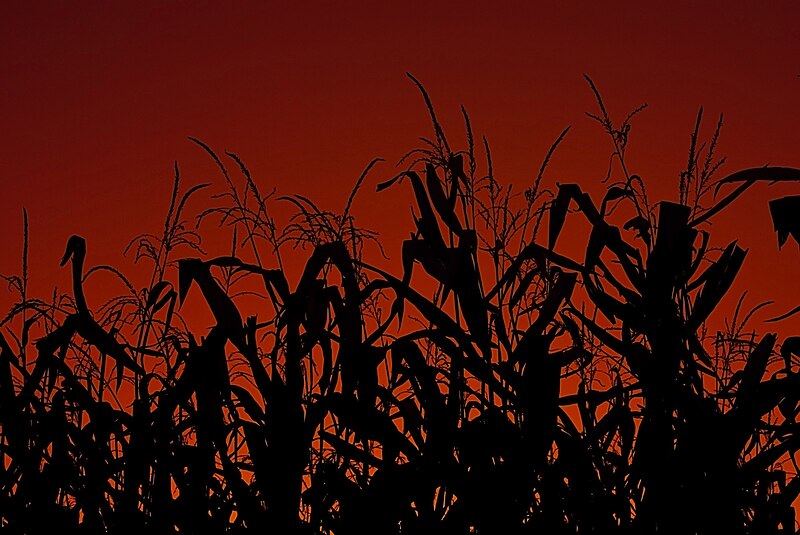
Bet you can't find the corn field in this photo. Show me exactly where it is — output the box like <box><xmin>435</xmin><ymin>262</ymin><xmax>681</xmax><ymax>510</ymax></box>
<box><xmin>2</xmin><ymin>77</ymin><xmax>800</xmax><ymax>534</ymax></box>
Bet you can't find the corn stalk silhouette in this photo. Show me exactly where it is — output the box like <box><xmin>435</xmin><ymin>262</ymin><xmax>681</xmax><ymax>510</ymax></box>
<box><xmin>1</xmin><ymin>77</ymin><xmax>800</xmax><ymax>534</ymax></box>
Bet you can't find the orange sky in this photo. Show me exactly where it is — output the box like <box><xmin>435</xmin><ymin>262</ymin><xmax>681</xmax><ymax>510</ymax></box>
<box><xmin>2</xmin><ymin>2</ymin><xmax>799</xmax><ymax>330</ymax></box>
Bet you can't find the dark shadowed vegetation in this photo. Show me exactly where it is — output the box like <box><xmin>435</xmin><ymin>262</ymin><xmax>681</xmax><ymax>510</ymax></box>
<box><xmin>2</xmin><ymin>76</ymin><xmax>800</xmax><ymax>534</ymax></box>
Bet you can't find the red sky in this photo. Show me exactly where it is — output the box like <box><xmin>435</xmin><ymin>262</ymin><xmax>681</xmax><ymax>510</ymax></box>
<box><xmin>2</xmin><ymin>2</ymin><xmax>799</xmax><ymax>329</ymax></box>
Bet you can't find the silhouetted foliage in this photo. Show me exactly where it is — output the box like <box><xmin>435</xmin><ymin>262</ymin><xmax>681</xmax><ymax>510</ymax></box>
<box><xmin>2</xmin><ymin>76</ymin><xmax>800</xmax><ymax>534</ymax></box>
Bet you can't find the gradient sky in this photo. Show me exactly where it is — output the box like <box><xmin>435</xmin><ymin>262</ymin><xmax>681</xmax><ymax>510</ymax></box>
<box><xmin>2</xmin><ymin>2</ymin><xmax>799</xmax><ymax>329</ymax></box>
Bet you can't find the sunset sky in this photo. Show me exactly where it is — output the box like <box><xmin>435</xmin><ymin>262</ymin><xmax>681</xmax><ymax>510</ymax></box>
<box><xmin>2</xmin><ymin>2</ymin><xmax>799</xmax><ymax>327</ymax></box>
